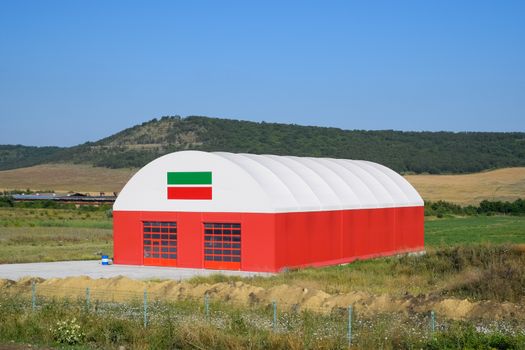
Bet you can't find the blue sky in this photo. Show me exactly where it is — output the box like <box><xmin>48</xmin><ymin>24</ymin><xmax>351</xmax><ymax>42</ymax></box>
<box><xmin>0</xmin><ymin>1</ymin><xmax>524</xmax><ymax>146</ymax></box>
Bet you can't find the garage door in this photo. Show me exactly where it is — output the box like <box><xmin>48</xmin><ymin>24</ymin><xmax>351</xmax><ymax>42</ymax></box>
<box><xmin>203</xmin><ymin>223</ymin><xmax>241</xmax><ymax>270</ymax></box>
<box><xmin>143</xmin><ymin>221</ymin><xmax>178</xmax><ymax>267</ymax></box>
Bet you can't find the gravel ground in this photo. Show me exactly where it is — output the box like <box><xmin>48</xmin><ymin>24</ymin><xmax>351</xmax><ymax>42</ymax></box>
<box><xmin>0</xmin><ymin>260</ymin><xmax>273</xmax><ymax>281</ymax></box>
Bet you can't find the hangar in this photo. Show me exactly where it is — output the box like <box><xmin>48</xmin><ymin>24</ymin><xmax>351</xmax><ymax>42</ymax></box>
<box><xmin>113</xmin><ymin>151</ymin><xmax>424</xmax><ymax>272</ymax></box>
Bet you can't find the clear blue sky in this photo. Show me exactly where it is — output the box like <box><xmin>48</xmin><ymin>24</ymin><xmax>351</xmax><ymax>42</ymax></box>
<box><xmin>1</xmin><ymin>1</ymin><xmax>524</xmax><ymax>146</ymax></box>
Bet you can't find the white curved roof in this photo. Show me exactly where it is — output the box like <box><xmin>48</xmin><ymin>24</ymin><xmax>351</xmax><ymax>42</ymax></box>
<box><xmin>114</xmin><ymin>151</ymin><xmax>423</xmax><ymax>213</ymax></box>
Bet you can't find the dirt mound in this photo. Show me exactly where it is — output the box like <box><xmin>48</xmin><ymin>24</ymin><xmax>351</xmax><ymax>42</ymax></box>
<box><xmin>1</xmin><ymin>277</ymin><xmax>523</xmax><ymax>321</ymax></box>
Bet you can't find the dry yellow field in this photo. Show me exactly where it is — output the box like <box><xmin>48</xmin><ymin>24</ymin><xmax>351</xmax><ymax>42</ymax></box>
<box><xmin>0</xmin><ymin>163</ymin><xmax>137</xmax><ymax>194</ymax></box>
<box><xmin>406</xmin><ymin>167</ymin><xmax>525</xmax><ymax>205</ymax></box>
<box><xmin>0</xmin><ymin>164</ymin><xmax>523</xmax><ymax>204</ymax></box>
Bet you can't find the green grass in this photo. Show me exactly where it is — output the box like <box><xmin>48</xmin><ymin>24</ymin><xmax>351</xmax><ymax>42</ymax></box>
<box><xmin>425</xmin><ymin>215</ymin><xmax>525</xmax><ymax>246</ymax></box>
<box><xmin>0</xmin><ymin>208</ymin><xmax>113</xmax><ymax>263</ymax></box>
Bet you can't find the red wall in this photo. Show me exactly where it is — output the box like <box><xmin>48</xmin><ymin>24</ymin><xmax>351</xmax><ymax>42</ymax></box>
<box><xmin>274</xmin><ymin>206</ymin><xmax>424</xmax><ymax>270</ymax></box>
<box><xmin>113</xmin><ymin>206</ymin><xmax>423</xmax><ymax>272</ymax></box>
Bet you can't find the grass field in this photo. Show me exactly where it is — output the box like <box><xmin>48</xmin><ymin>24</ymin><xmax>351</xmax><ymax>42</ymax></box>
<box><xmin>425</xmin><ymin>215</ymin><xmax>525</xmax><ymax>246</ymax></box>
<box><xmin>0</xmin><ymin>208</ymin><xmax>112</xmax><ymax>263</ymax></box>
<box><xmin>1</xmin><ymin>163</ymin><xmax>524</xmax><ymax>204</ymax></box>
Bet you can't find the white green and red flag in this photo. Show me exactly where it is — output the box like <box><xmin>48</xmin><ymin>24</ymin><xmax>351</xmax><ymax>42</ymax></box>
<box><xmin>167</xmin><ymin>171</ymin><xmax>212</xmax><ymax>200</ymax></box>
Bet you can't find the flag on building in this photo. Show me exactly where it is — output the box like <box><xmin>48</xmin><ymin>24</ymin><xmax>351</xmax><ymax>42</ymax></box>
<box><xmin>167</xmin><ymin>171</ymin><xmax>212</xmax><ymax>200</ymax></box>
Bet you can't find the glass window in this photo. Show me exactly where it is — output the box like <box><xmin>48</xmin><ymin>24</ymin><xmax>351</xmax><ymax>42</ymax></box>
<box><xmin>204</xmin><ymin>249</ymin><xmax>213</xmax><ymax>254</ymax></box>
<box><xmin>169</xmin><ymin>248</ymin><xmax>177</xmax><ymax>252</ymax></box>
<box><xmin>223</xmin><ymin>256</ymin><xmax>232</xmax><ymax>262</ymax></box>
<box><xmin>143</xmin><ymin>240</ymin><xmax>151</xmax><ymax>245</ymax></box>
<box><xmin>213</xmin><ymin>256</ymin><xmax>222</xmax><ymax>261</ymax></box>
<box><xmin>144</xmin><ymin>228</ymin><xmax>151</xmax><ymax>232</ymax></box>
<box><xmin>232</xmin><ymin>223</ymin><xmax>241</xmax><ymax>228</ymax></box>
<box><xmin>152</xmin><ymin>234</ymin><xmax>160</xmax><ymax>239</ymax></box>
<box><xmin>161</xmin><ymin>240</ymin><xmax>168</xmax><ymax>246</ymax></box>
<box><xmin>169</xmin><ymin>254</ymin><xmax>177</xmax><ymax>259</ymax></box>
<box><xmin>161</xmin><ymin>247</ymin><xmax>169</xmax><ymax>252</ymax></box>
<box><xmin>161</xmin><ymin>254</ymin><xmax>169</xmax><ymax>259</ymax></box>
<box><xmin>169</xmin><ymin>241</ymin><xmax>177</xmax><ymax>246</ymax></box>
<box><xmin>169</xmin><ymin>228</ymin><xmax>177</xmax><ymax>233</ymax></box>
<box><xmin>152</xmin><ymin>227</ymin><xmax>160</xmax><ymax>233</ymax></box>
<box><xmin>205</xmin><ymin>256</ymin><xmax>213</xmax><ymax>261</ymax></box>
<box><xmin>232</xmin><ymin>250</ymin><xmax>241</xmax><ymax>255</ymax></box>
<box><xmin>152</xmin><ymin>254</ymin><xmax>160</xmax><ymax>258</ymax></box>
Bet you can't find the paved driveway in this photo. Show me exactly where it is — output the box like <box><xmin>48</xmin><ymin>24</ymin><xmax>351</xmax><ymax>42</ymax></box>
<box><xmin>0</xmin><ymin>260</ymin><xmax>273</xmax><ymax>280</ymax></box>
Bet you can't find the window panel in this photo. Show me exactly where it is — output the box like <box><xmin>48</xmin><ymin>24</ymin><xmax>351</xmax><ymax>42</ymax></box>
<box><xmin>203</xmin><ymin>222</ymin><xmax>241</xmax><ymax>266</ymax></box>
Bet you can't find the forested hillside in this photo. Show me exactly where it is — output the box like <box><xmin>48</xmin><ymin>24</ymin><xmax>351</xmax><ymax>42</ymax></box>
<box><xmin>1</xmin><ymin>116</ymin><xmax>524</xmax><ymax>174</ymax></box>
<box><xmin>0</xmin><ymin>145</ymin><xmax>62</xmax><ymax>170</ymax></box>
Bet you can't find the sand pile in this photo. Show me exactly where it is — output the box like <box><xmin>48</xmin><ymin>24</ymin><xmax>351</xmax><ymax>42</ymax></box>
<box><xmin>1</xmin><ymin>276</ymin><xmax>523</xmax><ymax>321</ymax></box>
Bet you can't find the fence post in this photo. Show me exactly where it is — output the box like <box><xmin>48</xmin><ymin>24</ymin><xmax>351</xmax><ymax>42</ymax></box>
<box><xmin>348</xmin><ymin>305</ymin><xmax>353</xmax><ymax>347</ymax></box>
<box><xmin>31</xmin><ymin>280</ymin><xmax>36</xmax><ymax>311</ymax></box>
<box><xmin>143</xmin><ymin>289</ymin><xmax>148</xmax><ymax>327</ymax></box>
<box><xmin>86</xmin><ymin>287</ymin><xmax>90</xmax><ymax>311</ymax></box>
<box><xmin>272</xmin><ymin>301</ymin><xmax>277</xmax><ymax>332</ymax></box>
<box><xmin>205</xmin><ymin>293</ymin><xmax>209</xmax><ymax>319</ymax></box>
<box><xmin>430</xmin><ymin>310</ymin><xmax>435</xmax><ymax>333</ymax></box>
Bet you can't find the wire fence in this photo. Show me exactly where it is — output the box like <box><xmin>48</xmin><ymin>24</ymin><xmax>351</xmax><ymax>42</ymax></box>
<box><xmin>4</xmin><ymin>280</ymin><xmax>524</xmax><ymax>348</ymax></box>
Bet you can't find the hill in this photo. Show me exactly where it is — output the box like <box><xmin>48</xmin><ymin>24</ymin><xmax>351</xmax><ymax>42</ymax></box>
<box><xmin>1</xmin><ymin>163</ymin><xmax>523</xmax><ymax>205</ymax></box>
<box><xmin>1</xmin><ymin>116</ymin><xmax>525</xmax><ymax>173</ymax></box>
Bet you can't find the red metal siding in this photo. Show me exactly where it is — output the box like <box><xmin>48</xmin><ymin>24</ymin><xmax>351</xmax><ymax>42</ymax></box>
<box><xmin>113</xmin><ymin>206</ymin><xmax>423</xmax><ymax>272</ymax></box>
